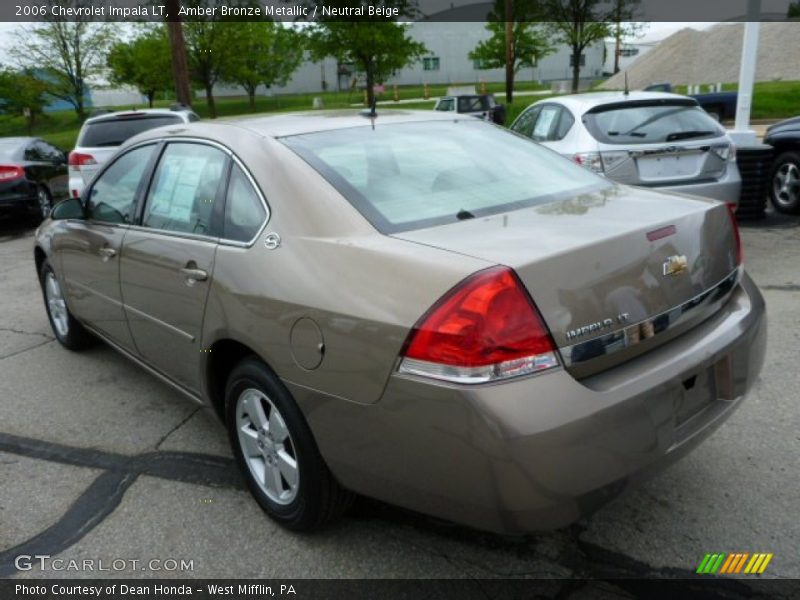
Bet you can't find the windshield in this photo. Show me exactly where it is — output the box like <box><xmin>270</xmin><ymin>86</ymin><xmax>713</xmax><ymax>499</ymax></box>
<box><xmin>584</xmin><ymin>102</ymin><xmax>725</xmax><ymax>145</ymax></box>
<box><xmin>282</xmin><ymin>120</ymin><xmax>608</xmax><ymax>233</ymax></box>
<box><xmin>78</xmin><ymin>115</ymin><xmax>183</xmax><ymax>147</ymax></box>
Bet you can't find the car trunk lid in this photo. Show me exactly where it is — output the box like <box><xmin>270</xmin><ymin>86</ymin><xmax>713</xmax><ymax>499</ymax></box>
<box><xmin>392</xmin><ymin>185</ymin><xmax>739</xmax><ymax>378</ymax></box>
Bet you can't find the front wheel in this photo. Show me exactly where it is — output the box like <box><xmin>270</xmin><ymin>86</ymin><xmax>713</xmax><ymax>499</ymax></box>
<box><xmin>225</xmin><ymin>357</ymin><xmax>353</xmax><ymax>531</ymax></box>
<box><xmin>769</xmin><ymin>151</ymin><xmax>800</xmax><ymax>214</ymax></box>
<box><xmin>39</xmin><ymin>260</ymin><xmax>95</xmax><ymax>350</ymax></box>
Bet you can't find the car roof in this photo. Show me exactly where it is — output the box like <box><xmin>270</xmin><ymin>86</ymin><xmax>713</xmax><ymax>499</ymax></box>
<box><xmin>83</xmin><ymin>108</ymin><xmax>195</xmax><ymax>124</ymax></box>
<box><xmin>0</xmin><ymin>136</ymin><xmax>35</xmax><ymax>145</ymax></box>
<box><xmin>537</xmin><ymin>91</ymin><xmax>695</xmax><ymax>112</ymax></box>
<box><xmin>126</xmin><ymin>109</ymin><xmax>473</xmax><ymax>144</ymax></box>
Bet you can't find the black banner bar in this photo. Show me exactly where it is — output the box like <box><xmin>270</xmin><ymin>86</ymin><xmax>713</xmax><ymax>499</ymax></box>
<box><xmin>3</xmin><ymin>578</ymin><xmax>800</xmax><ymax>600</ymax></box>
<box><xmin>2</xmin><ymin>0</ymin><xmax>800</xmax><ymax>23</ymax></box>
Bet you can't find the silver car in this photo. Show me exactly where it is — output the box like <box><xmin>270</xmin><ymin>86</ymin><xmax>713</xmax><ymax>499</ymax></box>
<box><xmin>68</xmin><ymin>107</ymin><xmax>199</xmax><ymax>198</ymax></box>
<box><xmin>510</xmin><ymin>92</ymin><xmax>741</xmax><ymax>204</ymax></box>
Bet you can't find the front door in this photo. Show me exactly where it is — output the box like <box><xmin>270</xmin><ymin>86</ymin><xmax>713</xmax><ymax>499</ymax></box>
<box><xmin>120</xmin><ymin>142</ymin><xmax>228</xmax><ymax>392</ymax></box>
<box><xmin>59</xmin><ymin>144</ymin><xmax>158</xmax><ymax>349</ymax></box>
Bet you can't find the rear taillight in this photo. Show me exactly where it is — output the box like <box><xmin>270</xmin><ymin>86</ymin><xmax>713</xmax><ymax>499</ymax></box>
<box><xmin>727</xmin><ymin>203</ymin><xmax>743</xmax><ymax>266</ymax></box>
<box><xmin>0</xmin><ymin>165</ymin><xmax>24</xmax><ymax>182</ymax></box>
<box><xmin>573</xmin><ymin>152</ymin><xmax>604</xmax><ymax>174</ymax></box>
<box><xmin>68</xmin><ymin>151</ymin><xmax>96</xmax><ymax>167</ymax></box>
<box><xmin>398</xmin><ymin>266</ymin><xmax>559</xmax><ymax>384</ymax></box>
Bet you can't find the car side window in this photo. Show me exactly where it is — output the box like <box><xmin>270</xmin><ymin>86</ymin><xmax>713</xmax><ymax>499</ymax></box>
<box><xmin>531</xmin><ymin>106</ymin><xmax>561</xmax><ymax>142</ymax></box>
<box><xmin>436</xmin><ymin>98</ymin><xmax>454</xmax><ymax>112</ymax></box>
<box><xmin>24</xmin><ymin>142</ymin><xmax>44</xmax><ymax>161</ymax></box>
<box><xmin>38</xmin><ymin>141</ymin><xmax>64</xmax><ymax>162</ymax></box>
<box><xmin>142</xmin><ymin>143</ymin><xmax>227</xmax><ymax>236</ymax></box>
<box><xmin>224</xmin><ymin>164</ymin><xmax>266</xmax><ymax>243</ymax></box>
<box><xmin>511</xmin><ymin>107</ymin><xmax>541</xmax><ymax>138</ymax></box>
<box><xmin>87</xmin><ymin>144</ymin><xmax>155</xmax><ymax>225</ymax></box>
<box><xmin>555</xmin><ymin>109</ymin><xmax>575</xmax><ymax>140</ymax></box>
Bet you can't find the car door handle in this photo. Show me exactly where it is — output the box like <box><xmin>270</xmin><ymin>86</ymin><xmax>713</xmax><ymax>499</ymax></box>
<box><xmin>98</xmin><ymin>247</ymin><xmax>116</xmax><ymax>261</ymax></box>
<box><xmin>179</xmin><ymin>267</ymin><xmax>208</xmax><ymax>283</ymax></box>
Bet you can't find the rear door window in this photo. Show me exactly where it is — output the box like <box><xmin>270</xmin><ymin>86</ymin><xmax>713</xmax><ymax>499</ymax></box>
<box><xmin>584</xmin><ymin>102</ymin><xmax>725</xmax><ymax>144</ymax></box>
<box><xmin>142</xmin><ymin>143</ymin><xmax>228</xmax><ymax>236</ymax></box>
<box><xmin>79</xmin><ymin>115</ymin><xmax>184</xmax><ymax>147</ymax></box>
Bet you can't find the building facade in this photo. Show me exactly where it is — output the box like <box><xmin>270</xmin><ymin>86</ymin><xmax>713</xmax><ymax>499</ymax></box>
<box><xmin>213</xmin><ymin>22</ymin><xmax>606</xmax><ymax>98</ymax></box>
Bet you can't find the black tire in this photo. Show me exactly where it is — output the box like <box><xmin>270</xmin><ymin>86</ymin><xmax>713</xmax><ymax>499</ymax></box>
<box><xmin>30</xmin><ymin>185</ymin><xmax>52</xmax><ymax>223</ymax></box>
<box><xmin>769</xmin><ymin>151</ymin><xmax>800</xmax><ymax>214</ymax></box>
<box><xmin>39</xmin><ymin>259</ymin><xmax>95</xmax><ymax>350</ymax></box>
<box><xmin>225</xmin><ymin>357</ymin><xmax>353</xmax><ymax>531</ymax></box>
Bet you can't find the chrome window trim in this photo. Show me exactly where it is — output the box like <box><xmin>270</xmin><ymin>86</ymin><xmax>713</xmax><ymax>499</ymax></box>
<box><xmin>559</xmin><ymin>267</ymin><xmax>741</xmax><ymax>367</ymax></box>
<box><xmin>114</xmin><ymin>136</ymin><xmax>270</xmax><ymax>249</ymax></box>
<box><xmin>219</xmin><ymin>153</ymin><xmax>271</xmax><ymax>249</ymax></box>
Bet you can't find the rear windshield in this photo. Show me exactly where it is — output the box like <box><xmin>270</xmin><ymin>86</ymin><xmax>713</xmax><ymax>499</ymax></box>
<box><xmin>458</xmin><ymin>96</ymin><xmax>494</xmax><ymax>112</ymax></box>
<box><xmin>584</xmin><ymin>102</ymin><xmax>725</xmax><ymax>145</ymax></box>
<box><xmin>282</xmin><ymin>120</ymin><xmax>608</xmax><ymax>233</ymax></box>
<box><xmin>78</xmin><ymin>115</ymin><xmax>183</xmax><ymax>147</ymax></box>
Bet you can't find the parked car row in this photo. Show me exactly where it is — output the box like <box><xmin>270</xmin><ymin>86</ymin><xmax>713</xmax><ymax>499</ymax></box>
<box><xmin>0</xmin><ymin>106</ymin><xmax>200</xmax><ymax>224</ymax></box>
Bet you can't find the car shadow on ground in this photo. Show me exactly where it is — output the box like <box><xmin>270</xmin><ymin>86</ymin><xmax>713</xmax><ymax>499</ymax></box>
<box><xmin>0</xmin><ymin>216</ymin><xmax>37</xmax><ymax>241</ymax></box>
<box><xmin>739</xmin><ymin>207</ymin><xmax>800</xmax><ymax>230</ymax></box>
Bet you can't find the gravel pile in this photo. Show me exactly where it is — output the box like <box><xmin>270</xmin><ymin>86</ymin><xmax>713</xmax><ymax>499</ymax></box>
<box><xmin>601</xmin><ymin>22</ymin><xmax>800</xmax><ymax>89</ymax></box>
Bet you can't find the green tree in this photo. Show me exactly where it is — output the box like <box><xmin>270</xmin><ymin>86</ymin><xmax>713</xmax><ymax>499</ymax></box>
<box><xmin>539</xmin><ymin>0</ymin><xmax>612</xmax><ymax>92</ymax></box>
<box><xmin>183</xmin><ymin>20</ymin><xmax>236</xmax><ymax>118</ymax></box>
<box><xmin>469</xmin><ymin>5</ymin><xmax>554</xmax><ymax>102</ymax></box>
<box><xmin>0</xmin><ymin>69</ymin><xmax>48</xmax><ymax>134</ymax></box>
<box><xmin>9</xmin><ymin>1</ymin><xmax>111</xmax><ymax>119</ymax></box>
<box><xmin>222</xmin><ymin>22</ymin><xmax>304</xmax><ymax>111</ymax></box>
<box><xmin>789</xmin><ymin>2</ymin><xmax>800</xmax><ymax>17</ymax></box>
<box><xmin>107</xmin><ymin>27</ymin><xmax>173</xmax><ymax>107</ymax></box>
<box><xmin>305</xmin><ymin>3</ymin><xmax>426</xmax><ymax>107</ymax></box>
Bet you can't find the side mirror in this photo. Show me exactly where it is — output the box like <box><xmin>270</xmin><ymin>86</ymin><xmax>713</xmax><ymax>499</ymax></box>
<box><xmin>51</xmin><ymin>197</ymin><xmax>85</xmax><ymax>220</ymax></box>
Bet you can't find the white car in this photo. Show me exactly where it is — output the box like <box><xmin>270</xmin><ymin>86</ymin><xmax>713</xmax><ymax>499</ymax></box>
<box><xmin>68</xmin><ymin>107</ymin><xmax>199</xmax><ymax>197</ymax></box>
<box><xmin>510</xmin><ymin>92</ymin><xmax>741</xmax><ymax>204</ymax></box>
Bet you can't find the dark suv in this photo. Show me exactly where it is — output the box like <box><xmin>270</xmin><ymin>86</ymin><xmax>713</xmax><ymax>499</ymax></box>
<box><xmin>764</xmin><ymin>116</ymin><xmax>800</xmax><ymax>214</ymax></box>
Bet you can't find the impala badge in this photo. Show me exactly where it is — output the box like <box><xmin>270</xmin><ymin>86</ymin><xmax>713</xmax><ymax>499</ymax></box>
<box><xmin>663</xmin><ymin>254</ymin><xmax>688</xmax><ymax>277</ymax></box>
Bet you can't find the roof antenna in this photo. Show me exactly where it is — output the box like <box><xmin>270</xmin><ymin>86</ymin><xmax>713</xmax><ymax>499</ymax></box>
<box><xmin>624</xmin><ymin>72</ymin><xmax>630</xmax><ymax>97</ymax></box>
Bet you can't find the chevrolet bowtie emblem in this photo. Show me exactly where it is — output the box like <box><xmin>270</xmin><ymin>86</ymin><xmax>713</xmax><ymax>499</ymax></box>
<box><xmin>663</xmin><ymin>254</ymin><xmax>688</xmax><ymax>276</ymax></box>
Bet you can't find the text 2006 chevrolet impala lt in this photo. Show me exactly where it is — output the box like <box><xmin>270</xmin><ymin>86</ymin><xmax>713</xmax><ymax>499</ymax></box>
<box><xmin>34</xmin><ymin>111</ymin><xmax>766</xmax><ymax>533</ymax></box>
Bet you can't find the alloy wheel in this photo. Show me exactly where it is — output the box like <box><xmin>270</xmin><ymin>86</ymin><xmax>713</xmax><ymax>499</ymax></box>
<box><xmin>236</xmin><ymin>387</ymin><xmax>299</xmax><ymax>505</ymax></box>
<box><xmin>773</xmin><ymin>162</ymin><xmax>800</xmax><ymax>209</ymax></box>
<box><xmin>44</xmin><ymin>272</ymin><xmax>69</xmax><ymax>338</ymax></box>
<box><xmin>38</xmin><ymin>188</ymin><xmax>51</xmax><ymax>219</ymax></box>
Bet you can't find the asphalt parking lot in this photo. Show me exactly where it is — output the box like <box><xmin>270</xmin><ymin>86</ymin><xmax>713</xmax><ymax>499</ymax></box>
<box><xmin>0</xmin><ymin>212</ymin><xmax>798</xmax><ymax>584</ymax></box>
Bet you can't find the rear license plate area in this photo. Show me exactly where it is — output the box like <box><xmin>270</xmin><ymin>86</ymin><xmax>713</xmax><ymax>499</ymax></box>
<box><xmin>637</xmin><ymin>155</ymin><xmax>700</xmax><ymax>180</ymax></box>
<box><xmin>675</xmin><ymin>367</ymin><xmax>716</xmax><ymax>427</ymax></box>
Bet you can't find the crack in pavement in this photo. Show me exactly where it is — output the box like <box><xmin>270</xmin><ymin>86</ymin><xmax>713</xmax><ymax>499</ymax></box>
<box><xmin>0</xmin><ymin>339</ymin><xmax>55</xmax><ymax>360</ymax></box>
<box><xmin>0</xmin><ymin>327</ymin><xmax>53</xmax><ymax>339</ymax></box>
<box><xmin>155</xmin><ymin>406</ymin><xmax>202</xmax><ymax>450</ymax></box>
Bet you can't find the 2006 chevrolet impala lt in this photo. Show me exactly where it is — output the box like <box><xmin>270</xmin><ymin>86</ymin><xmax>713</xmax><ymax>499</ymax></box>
<box><xmin>33</xmin><ymin>111</ymin><xmax>766</xmax><ymax>533</ymax></box>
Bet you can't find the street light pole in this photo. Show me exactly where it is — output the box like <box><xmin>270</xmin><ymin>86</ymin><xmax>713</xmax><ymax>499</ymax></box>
<box><xmin>730</xmin><ymin>0</ymin><xmax>762</xmax><ymax>147</ymax></box>
<box><xmin>505</xmin><ymin>0</ymin><xmax>514</xmax><ymax>104</ymax></box>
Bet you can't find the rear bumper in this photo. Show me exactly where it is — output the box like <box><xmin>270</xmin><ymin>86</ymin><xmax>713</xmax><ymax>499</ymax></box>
<box><xmin>658</xmin><ymin>164</ymin><xmax>742</xmax><ymax>204</ymax></box>
<box><xmin>292</xmin><ymin>271</ymin><xmax>766</xmax><ymax>534</ymax></box>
